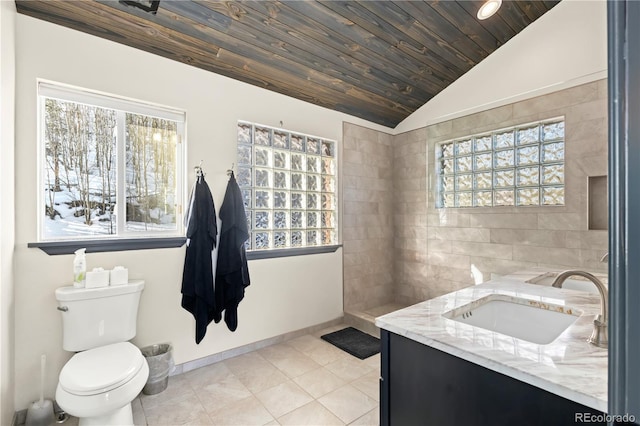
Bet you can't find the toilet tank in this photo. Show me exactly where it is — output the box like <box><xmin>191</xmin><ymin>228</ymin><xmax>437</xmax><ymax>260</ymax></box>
<box><xmin>55</xmin><ymin>281</ymin><xmax>145</xmax><ymax>351</ymax></box>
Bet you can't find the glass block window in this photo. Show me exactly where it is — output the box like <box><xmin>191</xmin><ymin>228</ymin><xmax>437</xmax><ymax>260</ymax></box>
<box><xmin>436</xmin><ymin>119</ymin><xmax>565</xmax><ymax>208</ymax></box>
<box><xmin>237</xmin><ymin>121</ymin><xmax>338</xmax><ymax>250</ymax></box>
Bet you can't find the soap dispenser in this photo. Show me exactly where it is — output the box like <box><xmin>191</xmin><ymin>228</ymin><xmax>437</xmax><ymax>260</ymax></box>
<box><xmin>73</xmin><ymin>248</ymin><xmax>86</xmax><ymax>288</ymax></box>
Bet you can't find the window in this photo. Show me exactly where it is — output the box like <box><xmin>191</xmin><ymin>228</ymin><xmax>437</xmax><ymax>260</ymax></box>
<box><xmin>236</xmin><ymin>122</ymin><xmax>338</xmax><ymax>251</ymax></box>
<box><xmin>38</xmin><ymin>82</ymin><xmax>185</xmax><ymax>242</ymax></box>
<box><xmin>436</xmin><ymin>119</ymin><xmax>565</xmax><ymax>208</ymax></box>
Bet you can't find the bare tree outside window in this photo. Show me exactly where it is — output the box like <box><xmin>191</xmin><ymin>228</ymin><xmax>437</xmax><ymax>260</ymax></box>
<box><xmin>125</xmin><ymin>114</ymin><xmax>178</xmax><ymax>232</ymax></box>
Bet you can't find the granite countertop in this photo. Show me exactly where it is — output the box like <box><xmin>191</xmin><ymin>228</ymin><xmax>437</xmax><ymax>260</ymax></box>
<box><xmin>375</xmin><ymin>272</ymin><xmax>608</xmax><ymax>412</ymax></box>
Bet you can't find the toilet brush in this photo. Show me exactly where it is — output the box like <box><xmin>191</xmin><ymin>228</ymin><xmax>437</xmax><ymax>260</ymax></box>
<box><xmin>25</xmin><ymin>354</ymin><xmax>54</xmax><ymax>426</ymax></box>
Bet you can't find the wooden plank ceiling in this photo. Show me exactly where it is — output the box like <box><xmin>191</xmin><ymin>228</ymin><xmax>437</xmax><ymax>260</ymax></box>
<box><xmin>15</xmin><ymin>0</ymin><xmax>559</xmax><ymax>128</ymax></box>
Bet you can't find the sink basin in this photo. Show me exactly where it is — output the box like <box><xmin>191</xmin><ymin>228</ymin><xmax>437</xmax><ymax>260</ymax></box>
<box><xmin>526</xmin><ymin>272</ymin><xmax>603</xmax><ymax>294</ymax></box>
<box><xmin>443</xmin><ymin>294</ymin><xmax>581</xmax><ymax>345</ymax></box>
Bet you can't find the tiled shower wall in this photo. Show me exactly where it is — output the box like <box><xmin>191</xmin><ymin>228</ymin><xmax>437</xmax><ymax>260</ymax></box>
<box><xmin>394</xmin><ymin>80</ymin><xmax>609</xmax><ymax>305</ymax></box>
<box><xmin>392</xmin><ymin>128</ymin><xmax>428</xmax><ymax>304</ymax></box>
<box><xmin>342</xmin><ymin>124</ymin><xmax>394</xmax><ymax>313</ymax></box>
<box><xmin>343</xmin><ymin>80</ymin><xmax>608</xmax><ymax>311</ymax></box>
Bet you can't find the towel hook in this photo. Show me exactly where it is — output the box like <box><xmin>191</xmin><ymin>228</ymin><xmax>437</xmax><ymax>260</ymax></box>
<box><xmin>226</xmin><ymin>163</ymin><xmax>235</xmax><ymax>177</ymax></box>
<box><xmin>194</xmin><ymin>160</ymin><xmax>204</xmax><ymax>179</ymax></box>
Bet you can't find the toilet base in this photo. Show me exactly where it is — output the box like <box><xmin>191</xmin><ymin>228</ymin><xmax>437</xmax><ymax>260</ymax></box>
<box><xmin>78</xmin><ymin>403</ymin><xmax>132</xmax><ymax>426</ymax></box>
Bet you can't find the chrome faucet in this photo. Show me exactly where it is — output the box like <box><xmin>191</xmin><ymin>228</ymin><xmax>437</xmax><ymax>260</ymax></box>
<box><xmin>600</xmin><ymin>252</ymin><xmax>609</xmax><ymax>263</ymax></box>
<box><xmin>551</xmin><ymin>270</ymin><xmax>608</xmax><ymax>348</ymax></box>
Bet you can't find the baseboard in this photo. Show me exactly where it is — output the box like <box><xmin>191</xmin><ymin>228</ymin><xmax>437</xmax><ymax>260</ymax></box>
<box><xmin>171</xmin><ymin>316</ymin><xmax>344</xmax><ymax>376</ymax></box>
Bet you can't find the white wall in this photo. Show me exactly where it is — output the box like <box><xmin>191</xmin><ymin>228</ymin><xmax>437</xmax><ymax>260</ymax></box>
<box><xmin>0</xmin><ymin>1</ymin><xmax>16</xmax><ymax>424</ymax></box>
<box><xmin>13</xmin><ymin>15</ymin><xmax>390</xmax><ymax>411</ymax></box>
<box><xmin>394</xmin><ymin>0</ymin><xmax>608</xmax><ymax>134</ymax></box>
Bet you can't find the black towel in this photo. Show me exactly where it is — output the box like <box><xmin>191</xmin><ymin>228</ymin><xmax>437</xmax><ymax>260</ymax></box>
<box><xmin>214</xmin><ymin>172</ymin><xmax>250</xmax><ymax>331</ymax></box>
<box><xmin>181</xmin><ymin>176</ymin><xmax>218</xmax><ymax>343</ymax></box>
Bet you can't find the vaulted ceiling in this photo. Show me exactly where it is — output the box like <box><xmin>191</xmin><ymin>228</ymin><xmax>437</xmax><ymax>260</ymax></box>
<box><xmin>15</xmin><ymin>0</ymin><xmax>559</xmax><ymax>128</ymax></box>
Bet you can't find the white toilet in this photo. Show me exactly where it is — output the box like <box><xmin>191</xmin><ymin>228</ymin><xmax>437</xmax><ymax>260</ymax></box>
<box><xmin>55</xmin><ymin>280</ymin><xmax>149</xmax><ymax>426</ymax></box>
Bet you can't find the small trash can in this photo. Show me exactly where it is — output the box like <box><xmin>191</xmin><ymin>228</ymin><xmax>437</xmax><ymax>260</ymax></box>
<box><xmin>141</xmin><ymin>343</ymin><xmax>173</xmax><ymax>395</ymax></box>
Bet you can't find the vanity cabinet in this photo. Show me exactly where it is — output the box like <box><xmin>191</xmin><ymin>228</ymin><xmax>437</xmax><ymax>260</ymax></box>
<box><xmin>380</xmin><ymin>330</ymin><xmax>605</xmax><ymax>426</ymax></box>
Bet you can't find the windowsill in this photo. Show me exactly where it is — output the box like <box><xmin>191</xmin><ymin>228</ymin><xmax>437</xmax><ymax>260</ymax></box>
<box><xmin>247</xmin><ymin>244</ymin><xmax>342</xmax><ymax>260</ymax></box>
<box><xmin>29</xmin><ymin>239</ymin><xmax>342</xmax><ymax>258</ymax></box>
<box><xmin>28</xmin><ymin>237</ymin><xmax>187</xmax><ymax>255</ymax></box>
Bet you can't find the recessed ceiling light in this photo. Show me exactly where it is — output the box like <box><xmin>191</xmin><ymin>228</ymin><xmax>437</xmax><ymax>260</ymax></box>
<box><xmin>477</xmin><ymin>0</ymin><xmax>502</xmax><ymax>20</ymax></box>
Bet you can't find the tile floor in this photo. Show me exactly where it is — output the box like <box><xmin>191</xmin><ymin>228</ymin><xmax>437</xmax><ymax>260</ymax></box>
<box><xmin>67</xmin><ymin>325</ymin><xmax>380</xmax><ymax>425</ymax></box>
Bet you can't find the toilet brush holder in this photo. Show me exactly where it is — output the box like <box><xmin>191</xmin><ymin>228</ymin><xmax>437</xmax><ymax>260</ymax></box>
<box><xmin>25</xmin><ymin>399</ymin><xmax>54</xmax><ymax>426</ymax></box>
<box><xmin>25</xmin><ymin>354</ymin><xmax>54</xmax><ymax>426</ymax></box>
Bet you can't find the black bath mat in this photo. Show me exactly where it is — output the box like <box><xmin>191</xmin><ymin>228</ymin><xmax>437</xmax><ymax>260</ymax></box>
<box><xmin>321</xmin><ymin>327</ymin><xmax>380</xmax><ymax>360</ymax></box>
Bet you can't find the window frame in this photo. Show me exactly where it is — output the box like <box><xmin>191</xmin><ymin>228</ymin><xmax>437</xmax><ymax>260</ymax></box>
<box><xmin>35</xmin><ymin>80</ymin><xmax>187</xmax><ymax>249</ymax></box>
<box><xmin>236</xmin><ymin>121</ymin><xmax>341</xmax><ymax>254</ymax></box>
<box><xmin>435</xmin><ymin>117</ymin><xmax>566</xmax><ymax>209</ymax></box>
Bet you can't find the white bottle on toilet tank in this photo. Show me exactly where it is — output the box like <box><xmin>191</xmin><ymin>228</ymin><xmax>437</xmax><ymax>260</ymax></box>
<box><xmin>73</xmin><ymin>248</ymin><xmax>86</xmax><ymax>288</ymax></box>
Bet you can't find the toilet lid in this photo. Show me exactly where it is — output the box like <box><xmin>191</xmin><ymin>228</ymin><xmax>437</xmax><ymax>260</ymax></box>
<box><xmin>59</xmin><ymin>342</ymin><xmax>145</xmax><ymax>396</ymax></box>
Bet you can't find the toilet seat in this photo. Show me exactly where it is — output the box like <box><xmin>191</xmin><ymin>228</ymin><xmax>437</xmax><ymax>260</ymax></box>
<box><xmin>56</xmin><ymin>355</ymin><xmax>149</xmax><ymax>421</ymax></box>
<box><xmin>59</xmin><ymin>342</ymin><xmax>144</xmax><ymax>396</ymax></box>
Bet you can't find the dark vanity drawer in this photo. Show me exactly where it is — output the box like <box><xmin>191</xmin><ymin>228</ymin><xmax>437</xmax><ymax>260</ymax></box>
<box><xmin>380</xmin><ymin>330</ymin><xmax>607</xmax><ymax>426</ymax></box>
